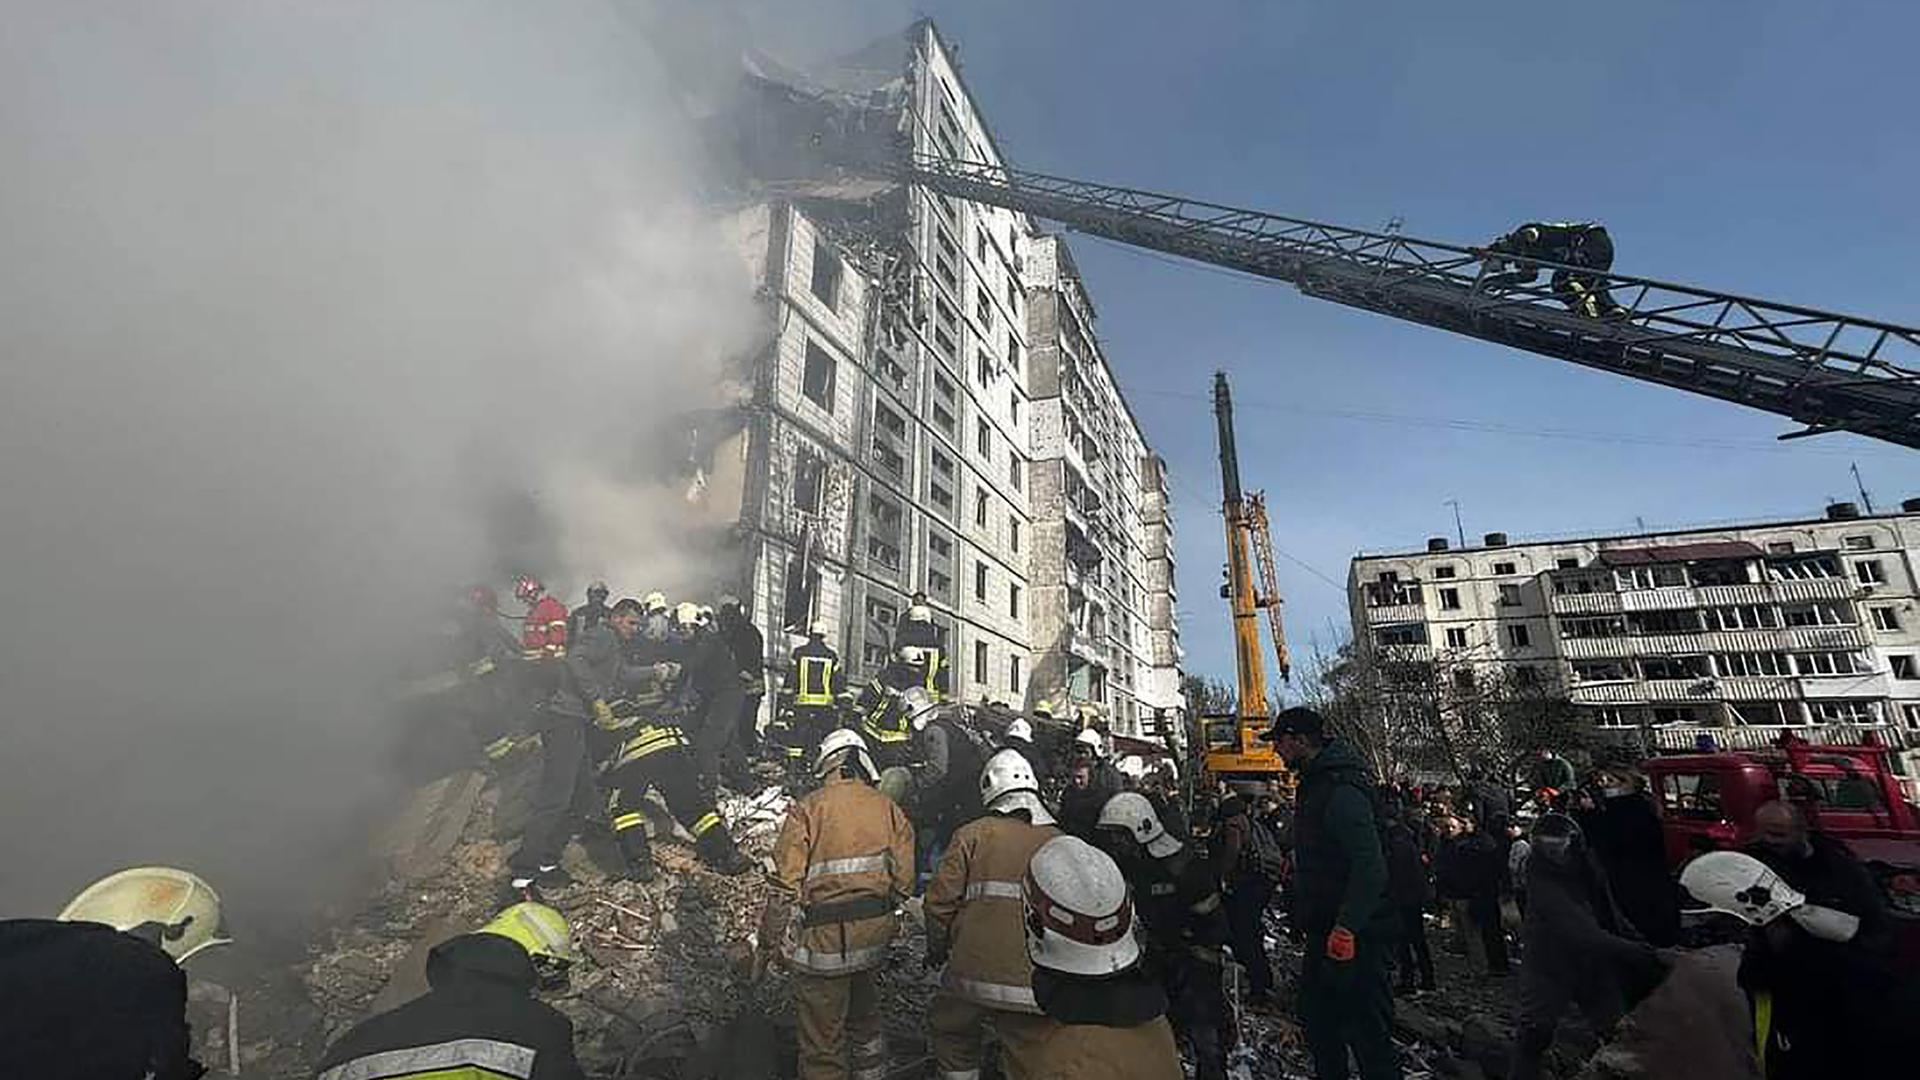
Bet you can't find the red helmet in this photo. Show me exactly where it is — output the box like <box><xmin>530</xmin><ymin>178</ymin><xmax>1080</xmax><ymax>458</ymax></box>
<box><xmin>513</xmin><ymin>574</ymin><xmax>543</xmax><ymax>603</ymax></box>
<box><xmin>468</xmin><ymin>585</ymin><xmax>499</xmax><ymax>612</ymax></box>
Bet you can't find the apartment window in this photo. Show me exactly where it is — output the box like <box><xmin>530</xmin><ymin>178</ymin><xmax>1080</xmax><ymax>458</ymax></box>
<box><xmin>1767</xmin><ymin>541</ymin><xmax>1796</xmax><ymax>555</ymax></box>
<box><xmin>930</xmin><ymin>479</ymin><xmax>953</xmax><ymax>512</ymax></box>
<box><xmin>975</xmin><ymin>228</ymin><xmax>990</xmax><ymax>262</ymax></box>
<box><xmin>1009</xmin><ymin>655</ymin><xmax>1022</xmax><ymax>693</ymax></box>
<box><xmin>877</xmin><ymin>350</ymin><xmax>907</xmax><ymax>389</ymax></box>
<box><xmin>932</xmin><ymin>401</ymin><xmax>956</xmax><ymax>438</ymax></box>
<box><xmin>1007</xmin><ymin>331</ymin><xmax>1021</xmax><ymax>373</ymax></box>
<box><xmin>1492</xmin><ymin>561</ymin><xmax>1517</xmax><ymax>576</ymax></box>
<box><xmin>1715</xmin><ymin>652</ymin><xmax>1791</xmax><ymax>677</ymax></box>
<box><xmin>1707</xmin><ymin>605</ymin><xmax>1778</xmax><ymax>631</ymax></box>
<box><xmin>1793</xmin><ymin>652</ymin><xmax>1862</xmax><ymax>676</ymax></box>
<box><xmin>1444</xmin><ymin>627</ymin><xmax>1470</xmax><ymax>648</ymax></box>
<box><xmin>1008</xmin><ymin>457</ymin><xmax>1023</xmax><ymax>491</ymax></box>
<box><xmin>928</xmin><ymin>568</ymin><xmax>952</xmax><ymax>596</ymax></box>
<box><xmin>934</xmin><ymin>325</ymin><xmax>957</xmax><ymax>360</ymax></box>
<box><xmin>1439</xmin><ymin>587</ymin><xmax>1461</xmax><ymax>611</ymax></box>
<box><xmin>861</xmin><ymin>640</ymin><xmax>890</xmax><ymax>669</ymax></box>
<box><xmin>801</xmin><ymin>342</ymin><xmax>836</xmax><ymax>409</ymax></box>
<box><xmin>1631</xmin><ymin>609</ymin><xmax>1703</xmax><ymax>635</ymax></box>
<box><xmin>1617</xmin><ymin>565</ymin><xmax>1687</xmax><ymax>589</ymax></box>
<box><xmin>975</xmin><ymin>489</ymin><xmax>989</xmax><ymax>529</ymax></box>
<box><xmin>1010</xmin><ymin>518</ymin><xmax>1021</xmax><ymax>553</ymax></box>
<box><xmin>976</xmin><ymin>418</ymin><xmax>992</xmax><ymax>460</ymax></box>
<box><xmin>1854</xmin><ymin>560</ymin><xmax>1887</xmax><ymax>585</ymax></box>
<box><xmin>1770</xmin><ymin>555</ymin><xmax>1840</xmax><ymax>581</ymax></box>
<box><xmin>1560</xmin><ymin>616</ymin><xmax>1627</xmax><ymax>639</ymax></box>
<box><xmin>1903</xmin><ymin>703</ymin><xmax>1920</xmax><ymax>731</ymax></box>
<box><xmin>974</xmin><ymin>640</ymin><xmax>989</xmax><ymax>684</ymax></box>
<box><xmin>930</xmin><ymin>533</ymin><xmax>952</xmax><ymax>560</ymax></box>
<box><xmin>1811</xmin><ymin>700</ymin><xmax>1875</xmax><ymax>724</ymax></box>
<box><xmin>871</xmin><ymin>439</ymin><xmax>903</xmax><ymax>481</ymax></box>
<box><xmin>976</xmin><ymin>287</ymin><xmax>993</xmax><ymax>329</ymax></box>
<box><xmin>876</xmin><ymin>401</ymin><xmax>906</xmax><ymax>439</ymax></box>
<box><xmin>1507</xmin><ymin>623</ymin><xmax>1532</xmax><ymax>648</ymax></box>
<box><xmin>1375</xmin><ymin>624</ymin><xmax>1428</xmax><ymax>647</ymax></box>
<box><xmin>1009</xmin><ymin>583</ymin><xmax>1022</xmax><ymax>619</ymax></box>
<box><xmin>1872</xmin><ymin>607</ymin><xmax>1901</xmax><ymax>631</ymax></box>
<box><xmin>1893</xmin><ymin>655</ymin><xmax>1919</xmax><ymax>680</ymax></box>
<box><xmin>1573</xmin><ymin>660</ymin><xmax>1631</xmax><ymax>682</ymax></box>
<box><xmin>1843</xmin><ymin>534</ymin><xmax>1876</xmax><ymax>551</ymax></box>
<box><xmin>977</xmin><ymin>351</ymin><xmax>994</xmax><ymax>388</ymax></box>
<box><xmin>810</xmin><ymin>244</ymin><xmax>842</xmax><ymax>309</ymax></box>
<box><xmin>1009</xmin><ymin>392</ymin><xmax>1022</xmax><ymax>428</ymax></box>
<box><xmin>975</xmin><ymin>562</ymin><xmax>989</xmax><ymax>601</ymax></box>
<box><xmin>1557</xmin><ymin>557</ymin><xmax>1580</xmax><ymax>570</ymax></box>
<box><xmin>1785</xmin><ymin>602</ymin><xmax>1851</xmax><ymax>628</ymax></box>
<box><xmin>867</xmin><ymin>494</ymin><xmax>902</xmax><ymax>570</ymax></box>
<box><xmin>1498</xmin><ymin>584</ymin><xmax>1522</xmax><ymax>607</ymax></box>
<box><xmin>792</xmin><ymin>451</ymin><xmax>825</xmax><ymax>514</ymax></box>
<box><xmin>1432</xmin><ymin>565</ymin><xmax>1456</xmax><ymax>580</ymax></box>
<box><xmin>865</xmin><ymin>596</ymin><xmax>898</xmax><ymax>631</ymax></box>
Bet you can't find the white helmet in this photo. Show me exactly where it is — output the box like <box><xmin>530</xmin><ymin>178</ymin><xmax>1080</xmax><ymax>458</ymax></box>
<box><xmin>817</xmin><ymin>727</ymin><xmax>879</xmax><ymax>782</ymax></box>
<box><xmin>1073</xmin><ymin>727</ymin><xmax>1107</xmax><ymax>759</ymax></box>
<box><xmin>1096</xmin><ymin>792</ymin><xmax>1182</xmax><ymax>858</ymax></box>
<box><xmin>642</xmin><ymin>590</ymin><xmax>668</xmax><ymax>613</ymax></box>
<box><xmin>1115</xmin><ymin>755</ymin><xmax>1148</xmax><ymax>782</ymax></box>
<box><xmin>1680</xmin><ymin>851</ymin><xmax>1805</xmax><ymax>926</ymax></box>
<box><xmin>897</xmin><ymin>644</ymin><xmax>930</xmax><ymax>666</ymax></box>
<box><xmin>696</xmin><ymin>605</ymin><xmax>715</xmax><ymax>626</ymax></box>
<box><xmin>1005</xmin><ymin>717</ymin><xmax>1034</xmax><ymax>744</ymax></box>
<box><xmin>982</xmin><ymin>748</ymin><xmax>1056</xmax><ymax>826</ymax></box>
<box><xmin>907</xmin><ymin>603</ymin><xmax>933</xmax><ymax>623</ymax></box>
<box><xmin>808</xmin><ymin>619</ymin><xmax>830</xmax><ymax>638</ymax></box>
<box><xmin>59</xmin><ymin>867</ymin><xmax>230</xmax><ymax>964</ymax></box>
<box><xmin>1023</xmin><ymin>836</ymin><xmax>1140</xmax><ymax>976</ymax></box>
<box><xmin>672</xmin><ymin>601</ymin><xmax>702</xmax><ymax>628</ymax></box>
<box><xmin>900</xmin><ymin>686</ymin><xmax>942</xmax><ymax>732</ymax></box>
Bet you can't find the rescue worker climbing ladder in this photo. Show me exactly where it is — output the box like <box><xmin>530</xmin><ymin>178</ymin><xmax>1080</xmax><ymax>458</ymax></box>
<box><xmin>1479</xmin><ymin>221</ymin><xmax>1625</xmax><ymax>319</ymax></box>
<box><xmin>760</xmin><ymin>729</ymin><xmax>915</xmax><ymax>1080</ymax></box>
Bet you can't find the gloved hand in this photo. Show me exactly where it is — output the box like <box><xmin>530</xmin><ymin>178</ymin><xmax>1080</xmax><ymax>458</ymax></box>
<box><xmin>1325</xmin><ymin>926</ymin><xmax>1356</xmax><ymax>962</ymax></box>
<box><xmin>469</xmin><ymin>657</ymin><xmax>497</xmax><ymax>677</ymax></box>
<box><xmin>591</xmin><ymin>699</ymin><xmax>620</xmax><ymax>730</ymax></box>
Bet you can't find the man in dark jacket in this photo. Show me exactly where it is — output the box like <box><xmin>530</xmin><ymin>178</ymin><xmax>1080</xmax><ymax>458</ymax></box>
<box><xmin>1382</xmin><ymin>811</ymin><xmax>1434</xmax><ymax>992</ymax></box>
<box><xmin>1575</xmin><ymin>765</ymin><xmax>1679</xmax><ymax>947</ymax></box>
<box><xmin>1511</xmin><ymin>814</ymin><xmax>1666</xmax><ymax>1080</ymax></box>
<box><xmin>1210</xmin><ymin>792</ymin><xmax>1278</xmax><ymax>1008</ymax></box>
<box><xmin>1738</xmin><ymin>800</ymin><xmax>1902</xmax><ymax>1079</ymax></box>
<box><xmin>908</xmin><ymin>697</ymin><xmax>986</xmax><ymax>883</ymax></box>
<box><xmin>715</xmin><ymin>598</ymin><xmax>766</xmax><ymax>778</ymax></box>
<box><xmin>1057</xmin><ymin>728</ymin><xmax>1126</xmax><ymax>841</ymax></box>
<box><xmin>1266</xmin><ymin>707</ymin><xmax>1401</xmax><ymax>1080</ymax></box>
<box><xmin>567</xmin><ymin>580</ymin><xmax>611</xmax><ymax>643</ymax></box>
<box><xmin>0</xmin><ymin>919</ymin><xmax>199</xmax><ymax>1080</ymax></box>
<box><xmin>316</xmin><ymin>904</ymin><xmax>586</xmax><ymax>1080</ymax></box>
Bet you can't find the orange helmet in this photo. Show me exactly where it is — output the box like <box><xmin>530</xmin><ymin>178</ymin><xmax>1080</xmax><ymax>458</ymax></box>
<box><xmin>513</xmin><ymin>574</ymin><xmax>544</xmax><ymax>604</ymax></box>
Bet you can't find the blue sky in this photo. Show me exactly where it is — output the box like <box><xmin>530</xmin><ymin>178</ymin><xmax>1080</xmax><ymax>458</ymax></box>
<box><xmin>800</xmin><ymin>2</ymin><xmax>1920</xmax><ymax>688</ymax></box>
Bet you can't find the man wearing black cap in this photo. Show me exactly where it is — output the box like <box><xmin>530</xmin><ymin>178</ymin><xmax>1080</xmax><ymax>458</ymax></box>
<box><xmin>1266</xmin><ymin>706</ymin><xmax>1401</xmax><ymax>1080</ymax></box>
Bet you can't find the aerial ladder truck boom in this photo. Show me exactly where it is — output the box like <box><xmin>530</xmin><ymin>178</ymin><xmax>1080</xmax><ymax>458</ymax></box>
<box><xmin>897</xmin><ymin>155</ymin><xmax>1920</xmax><ymax>450</ymax></box>
<box><xmin>1206</xmin><ymin>371</ymin><xmax>1291</xmax><ymax>781</ymax></box>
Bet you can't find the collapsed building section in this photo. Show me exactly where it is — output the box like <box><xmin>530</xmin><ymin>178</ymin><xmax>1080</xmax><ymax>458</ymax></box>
<box><xmin>700</xmin><ymin>21</ymin><xmax>1185</xmax><ymax>739</ymax></box>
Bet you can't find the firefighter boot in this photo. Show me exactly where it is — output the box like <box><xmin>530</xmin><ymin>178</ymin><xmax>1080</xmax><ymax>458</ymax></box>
<box><xmin>695</xmin><ymin>820</ymin><xmax>754</xmax><ymax>876</ymax></box>
<box><xmin>612</xmin><ymin>813</ymin><xmax>658</xmax><ymax>883</ymax></box>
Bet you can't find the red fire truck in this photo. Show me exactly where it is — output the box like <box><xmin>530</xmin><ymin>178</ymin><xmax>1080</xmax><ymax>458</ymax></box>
<box><xmin>1643</xmin><ymin>733</ymin><xmax>1920</xmax><ymax>963</ymax></box>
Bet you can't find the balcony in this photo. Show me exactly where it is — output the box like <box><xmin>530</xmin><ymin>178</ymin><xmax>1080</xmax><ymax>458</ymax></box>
<box><xmin>1799</xmin><ymin>673</ymin><xmax>1890</xmax><ymax>700</ymax></box>
<box><xmin>1568</xmin><ymin>681</ymin><xmax>1643</xmax><ymax>705</ymax></box>
<box><xmin>1616</xmin><ymin>578</ymin><xmax>1855</xmax><ymax>612</ymax></box>
<box><xmin>1557</xmin><ymin>625</ymin><xmax>1870</xmax><ymax>661</ymax></box>
<box><xmin>1551</xmin><ymin>591</ymin><xmax>1624</xmax><ymax>616</ymax></box>
<box><xmin>1364</xmin><ymin>602</ymin><xmax>1427</xmax><ymax>625</ymax></box>
<box><xmin>1640</xmin><ymin>723</ymin><xmax>1911</xmax><ymax>753</ymax></box>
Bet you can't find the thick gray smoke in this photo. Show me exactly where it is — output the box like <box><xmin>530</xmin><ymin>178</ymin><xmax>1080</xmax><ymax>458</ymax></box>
<box><xmin>0</xmin><ymin>2</ymin><xmax>766</xmax><ymax>923</ymax></box>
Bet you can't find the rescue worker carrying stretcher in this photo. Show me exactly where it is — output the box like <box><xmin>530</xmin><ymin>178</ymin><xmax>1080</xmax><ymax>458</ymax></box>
<box><xmin>924</xmin><ymin>749</ymin><xmax>1063</xmax><ymax>1080</ymax></box>
<box><xmin>759</xmin><ymin>729</ymin><xmax>915</xmax><ymax>1080</ymax></box>
<box><xmin>593</xmin><ymin>598</ymin><xmax>753</xmax><ymax>881</ymax></box>
<box><xmin>1478</xmin><ymin>222</ymin><xmax>1625</xmax><ymax>318</ymax></box>
<box><xmin>1095</xmin><ymin>792</ymin><xmax>1232</xmax><ymax>1080</ymax></box>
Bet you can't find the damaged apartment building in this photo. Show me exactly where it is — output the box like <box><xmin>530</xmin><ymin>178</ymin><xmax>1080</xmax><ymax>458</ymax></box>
<box><xmin>682</xmin><ymin>21</ymin><xmax>1184</xmax><ymax>737</ymax></box>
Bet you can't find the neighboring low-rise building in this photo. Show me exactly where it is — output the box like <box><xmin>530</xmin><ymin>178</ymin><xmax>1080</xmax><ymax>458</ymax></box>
<box><xmin>1347</xmin><ymin>502</ymin><xmax>1920</xmax><ymax>758</ymax></box>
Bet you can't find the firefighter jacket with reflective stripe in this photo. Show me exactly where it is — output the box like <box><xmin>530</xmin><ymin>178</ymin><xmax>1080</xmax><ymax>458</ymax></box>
<box><xmin>315</xmin><ymin>934</ymin><xmax>585</xmax><ymax>1080</ymax></box>
<box><xmin>545</xmin><ymin>625</ymin><xmax>622</xmax><ymax>721</ymax></box>
<box><xmin>792</xmin><ymin>641</ymin><xmax>840</xmax><ymax>706</ymax></box>
<box><xmin>924</xmin><ymin>813</ymin><xmax>1060</xmax><ymax>1013</ymax></box>
<box><xmin>858</xmin><ymin>682</ymin><xmax>913</xmax><ymax>746</ymax></box>
<box><xmin>1029</xmin><ymin>1015</ymin><xmax>1181</xmax><ymax>1080</ymax></box>
<box><xmin>521</xmin><ymin>596</ymin><xmax>570</xmax><ymax>661</ymax></box>
<box><xmin>771</xmin><ymin>776</ymin><xmax>915</xmax><ymax>975</ymax></box>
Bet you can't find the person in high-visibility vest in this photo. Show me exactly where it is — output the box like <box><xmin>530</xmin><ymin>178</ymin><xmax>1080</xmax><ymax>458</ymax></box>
<box><xmin>783</xmin><ymin>621</ymin><xmax>842</xmax><ymax>768</ymax></box>
<box><xmin>893</xmin><ymin>595</ymin><xmax>947</xmax><ymax>697</ymax></box>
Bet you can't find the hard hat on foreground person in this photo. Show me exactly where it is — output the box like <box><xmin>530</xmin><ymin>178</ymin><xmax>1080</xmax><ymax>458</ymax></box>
<box><xmin>1095</xmin><ymin>791</ymin><xmax>1182</xmax><ymax>859</ymax></box>
<box><xmin>1005</xmin><ymin>717</ymin><xmax>1034</xmax><ymax>744</ymax></box>
<box><xmin>0</xmin><ymin>867</ymin><xmax>230</xmax><ymax>1080</ymax></box>
<box><xmin>1020</xmin><ymin>836</ymin><xmax>1182</xmax><ymax>1077</ymax></box>
<box><xmin>982</xmin><ymin>747</ymin><xmax>1056</xmax><ymax>826</ymax></box>
<box><xmin>315</xmin><ymin>902</ymin><xmax>588</xmax><ymax>1080</ymax></box>
<box><xmin>58</xmin><ymin>865</ymin><xmax>231</xmax><ymax>963</ymax></box>
<box><xmin>817</xmin><ymin>726</ymin><xmax>880</xmax><ymax>782</ymax></box>
<box><xmin>1073</xmin><ymin>726</ymin><xmax>1107</xmax><ymax>759</ymax></box>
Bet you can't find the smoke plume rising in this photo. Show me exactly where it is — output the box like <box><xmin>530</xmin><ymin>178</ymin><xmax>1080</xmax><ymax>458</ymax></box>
<box><xmin>0</xmin><ymin>1</ymin><xmax>765</xmax><ymax>924</ymax></box>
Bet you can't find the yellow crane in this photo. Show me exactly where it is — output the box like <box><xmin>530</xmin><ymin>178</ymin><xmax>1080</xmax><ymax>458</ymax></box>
<box><xmin>1201</xmin><ymin>371</ymin><xmax>1292</xmax><ymax>782</ymax></box>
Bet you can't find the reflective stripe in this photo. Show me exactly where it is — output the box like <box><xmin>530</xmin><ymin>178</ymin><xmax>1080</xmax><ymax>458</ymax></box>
<box><xmin>804</xmin><ymin>853</ymin><xmax>890</xmax><ymax>882</ymax></box>
<box><xmin>961</xmin><ymin>879</ymin><xmax>1024</xmax><ymax>902</ymax></box>
<box><xmin>318</xmin><ymin>1038</ymin><xmax>537</xmax><ymax>1080</ymax></box>
<box><xmin>787</xmin><ymin>941</ymin><xmax>889</xmax><ymax>974</ymax></box>
<box><xmin>862</xmin><ymin>719</ymin><xmax>912</xmax><ymax>744</ymax></box>
<box><xmin>612</xmin><ymin>812</ymin><xmax>647</xmax><ymax>832</ymax></box>
<box><xmin>945</xmin><ymin>974</ymin><xmax>1039</xmax><ymax>1012</ymax></box>
<box><xmin>797</xmin><ymin>657</ymin><xmax>835</xmax><ymax>705</ymax></box>
<box><xmin>616</xmin><ymin>728</ymin><xmax>686</xmax><ymax>766</ymax></box>
<box><xmin>691</xmin><ymin>811</ymin><xmax>722</xmax><ymax>837</ymax></box>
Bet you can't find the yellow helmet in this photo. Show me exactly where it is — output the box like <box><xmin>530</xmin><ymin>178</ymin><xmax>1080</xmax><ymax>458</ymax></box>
<box><xmin>58</xmin><ymin>866</ymin><xmax>229</xmax><ymax>964</ymax></box>
<box><xmin>480</xmin><ymin>902</ymin><xmax>580</xmax><ymax>989</ymax></box>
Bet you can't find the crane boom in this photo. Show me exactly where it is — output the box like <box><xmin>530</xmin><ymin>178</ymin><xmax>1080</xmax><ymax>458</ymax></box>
<box><xmin>900</xmin><ymin>155</ymin><xmax>1920</xmax><ymax>449</ymax></box>
<box><xmin>1215</xmin><ymin>372</ymin><xmax>1267</xmax><ymax>720</ymax></box>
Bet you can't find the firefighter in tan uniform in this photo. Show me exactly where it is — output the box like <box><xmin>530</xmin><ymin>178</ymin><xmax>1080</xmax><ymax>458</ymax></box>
<box><xmin>760</xmin><ymin>728</ymin><xmax>915</xmax><ymax>1080</ymax></box>
<box><xmin>924</xmin><ymin>749</ymin><xmax>1063</xmax><ymax>1080</ymax></box>
<box><xmin>1022</xmin><ymin>836</ymin><xmax>1183</xmax><ymax>1080</ymax></box>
